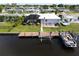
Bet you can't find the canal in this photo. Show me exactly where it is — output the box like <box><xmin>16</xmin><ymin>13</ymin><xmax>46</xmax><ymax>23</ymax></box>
<box><xmin>0</xmin><ymin>34</ymin><xmax>79</xmax><ymax>56</ymax></box>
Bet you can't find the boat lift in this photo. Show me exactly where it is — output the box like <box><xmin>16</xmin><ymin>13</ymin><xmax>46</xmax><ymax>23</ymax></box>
<box><xmin>39</xmin><ymin>19</ymin><xmax>52</xmax><ymax>42</ymax></box>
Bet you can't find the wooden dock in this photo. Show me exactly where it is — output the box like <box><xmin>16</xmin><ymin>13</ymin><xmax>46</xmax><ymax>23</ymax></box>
<box><xmin>18</xmin><ymin>32</ymin><xmax>59</xmax><ymax>37</ymax></box>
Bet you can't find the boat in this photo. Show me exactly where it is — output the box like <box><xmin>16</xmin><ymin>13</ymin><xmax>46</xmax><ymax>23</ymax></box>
<box><xmin>59</xmin><ymin>32</ymin><xmax>77</xmax><ymax>47</ymax></box>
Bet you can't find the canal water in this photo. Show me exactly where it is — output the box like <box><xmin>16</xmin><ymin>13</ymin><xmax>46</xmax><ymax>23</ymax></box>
<box><xmin>0</xmin><ymin>34</ymin><xmax>79</xmax><ymax>56</ymax></box>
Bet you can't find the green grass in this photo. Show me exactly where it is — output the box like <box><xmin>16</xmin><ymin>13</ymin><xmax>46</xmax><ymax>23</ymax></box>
<box><xmin>10</xmin><ymin>25</ymin><xmax>40</xmax><ymax>32</ymax></box>
<box><xmin>44</xmin><ymin>23</ymin><xmax>79</xmax><ymax>33</ymax></box>
<box><xmin>0</xmin><ymin>22</ymin><xmax>14</xmax><ymax>26</ymax></box>
<box><xmin>0</xmin><ymin>22</ymin><xmax>79</xmax><ymax>33</ymax></box>
<box><xmin>0</xmin><ymin>29</ymin><xmax>9</xmax><ymax>32</ymax></box>
<box><xmin>0</xmin><ymin>22</ymin><xmax>14</xmax><ymax>32</ymax></box>
<box><xmin>65</xmin><ymin>12</ymin><xmax>79</xmax><ymax>15</ymax></box>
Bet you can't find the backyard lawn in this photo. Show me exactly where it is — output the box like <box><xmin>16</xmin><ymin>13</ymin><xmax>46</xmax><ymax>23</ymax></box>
<box><xmin>44</xmin><ymin>23</ymin><xmax>79</xmax><ymax>33</ymax></box>
<box><xmin>0</xmin><ymin>22</ymin><xmax>14</xmax><ymax>32</ymax></box>
<box><xmin>65</xmin><ymin>12</ymin><xmax>79</xmax><ymax>15</ymax></box>
<box><xmin>10</xmin><ymin>25</ymin><xmax>40</xmax><ymax>32</ymax></box>
<box><xmin>0</xmin><ymin>22</ymin><xmax>14</xmax><ymax>26</ymax></box>
<box><xmin>0</xmin><ymin>22</ymin><xmax>79</xmax><ymax>33</ymax></box>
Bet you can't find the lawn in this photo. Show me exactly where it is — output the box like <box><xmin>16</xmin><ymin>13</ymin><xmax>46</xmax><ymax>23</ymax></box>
<box><xmin>0</xmin><ymin>22</ymin><xmax>14</xmax><ymax>32</ymax></box>
<box><xmin>0</xmin><ymin>22</ymin><xmax>79</xmax><ymax>33</ymax></box>
<box><xmin>10</xmin><ymin>25</ymin><xmax>40</xmax><ymax>32</ymax></box>
<box><xmin>0</xmin><ymin>22</ymin><xmax>14</xmax><ymax>26</ymax></box>
<box><xmin>65</xmin><ymin>12</ymin><xmax>79</xmax><ymax>15</ymax></box>
<box><xmin>44</xmin><ymin>23</ymin><xmax>79</xmax><ymax>33</ymax></box>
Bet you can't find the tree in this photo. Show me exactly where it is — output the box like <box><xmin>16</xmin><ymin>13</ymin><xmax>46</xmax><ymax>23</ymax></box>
<box><xmin>23</xmin><ymin>14</ymin><xmax>40</xmax><ymax>25</ymax></box>
<box><xmin>69</xmin><ymin>5</ymin><xmax>75</xmax><ymax>10</ymax></box>
<box><xmin>10</xmin><ymin>16</ymin><xmax>24</xmax><ymax>27</ymax></box>
<box><xmin>58</xmin><ymin>4</ymin><xmax>63</xmax><ymax>7</ymax></box>
<box><xmin>42</xmin><ymin>5</ymin><xmax>48</xmax><ymax>9</ymax></box>
<box><xmin>64</xmin><ymin>5</ymin><xmax>70</xmax><ymax>9</ymax></box>
<box><xmin>0</xmin><ymin>5</ymin><xmax>4</xmax><ymax>13</ymax></box>
<box><xmin>50</xmin><ymin>4</ymin><xmax>56</xmax><ymax>8</ymax></box>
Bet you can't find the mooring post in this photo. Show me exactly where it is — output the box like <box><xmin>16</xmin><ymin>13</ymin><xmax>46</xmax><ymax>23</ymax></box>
<box><xmin>38</xmin><ymin>32</ymin><xmax>43</xmax><ymax>42</ymax></box>
<box><xmin>49</xmin><ymin>32</ymin><xmax>52</xmax><ymax>40</ymax></box>
<box><xmin>40</xmin><ymin>37</ymin><xmax>43</xmax><ymax>42</ymax></box>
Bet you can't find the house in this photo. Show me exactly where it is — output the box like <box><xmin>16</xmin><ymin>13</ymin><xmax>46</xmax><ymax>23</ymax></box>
<box><xmin>24</xmin><ymin>7</ymin><xmax>40</xmax><ymax>13</ymax></box>
<box><xmin>63</xmin><ymin>15</ymin><xmax>74</xmax><ymax>22</ymax></box>
<box><xmin>40</xmin><ymin>7</ymin><xmax>56</xmax><ymax>12</ymax></box>
<box><xmin>59</xmin><ymin>13</ymin><xmax>79</xmax><ymax>25</ymax></box>
<box><xmin>60</xmin><ymin>15</ymin><xmax>73</xmax><ymax>25</ymax></box>
<box><xmin>70</xmin><ymin>15</ymin><xmax>79</xmax><ymax>23</ymax></box>
<box><xmin>15</xmin><ymin>7</ymin><xmax>24</xmax><ymax>13</ymax></box>
<box><xmin>2</xmin><ymin>7</ymin><xmax>15</xmax><ymax>13</ymax></box>
<box><xmin>0</xmin><ymin>14</ymin><xmax>22</xmax><ymax>22</ymax></box>
<box><xmin>38</xmin><ymin>13</ymin><xmax>61</xmax><ymax>27</ymax></box>
<box><xmin>72</xmin><ymin>7</ymin><xmax>79</xmax><ymax>12</ymax></box>
<box><xmin>57</xmin><ymin>7</ymin><xmax>70</xmax><ymax>12</ymax></box>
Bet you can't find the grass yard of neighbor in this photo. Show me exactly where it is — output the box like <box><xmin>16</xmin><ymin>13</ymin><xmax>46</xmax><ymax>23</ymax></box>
<box><xmin>44</xmin><ymin>23</ymin><xmax>79</xmax><ymax>33</ymax></box>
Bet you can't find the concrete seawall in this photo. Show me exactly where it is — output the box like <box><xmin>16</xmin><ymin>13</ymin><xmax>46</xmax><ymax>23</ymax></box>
<box><xmin>18</xmin><ymin>32</ymin><xmax>59</xmax><ymax>37</ymax></box>
<box><xmin>0</xmin><ymin>32</ymin><xmax>19</xmax><ymax>35</ymax></box>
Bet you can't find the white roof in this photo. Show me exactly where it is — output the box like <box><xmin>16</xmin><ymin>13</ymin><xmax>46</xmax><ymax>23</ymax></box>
<box><xmin>65</xmin><ymin>15</ymin><xmax>74</xmax><ymax>19</ymax></box>
<box><xmin>39</xmin><ymin>13</ymin><xmax>60</xmax><ymax>19</ymax></box>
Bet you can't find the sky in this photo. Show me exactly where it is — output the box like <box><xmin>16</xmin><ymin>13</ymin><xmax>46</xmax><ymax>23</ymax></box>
<box><xmin>0</xmin><ymin>0</ymin><xmax>79</xmax><ymax>5</ymax></box>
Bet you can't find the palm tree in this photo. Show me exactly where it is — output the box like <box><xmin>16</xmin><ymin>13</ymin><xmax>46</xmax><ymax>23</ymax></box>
<box><xmin>23</xmin><ymin>14</ymin><xmax>40</xmax><ymax>25</ymax></box>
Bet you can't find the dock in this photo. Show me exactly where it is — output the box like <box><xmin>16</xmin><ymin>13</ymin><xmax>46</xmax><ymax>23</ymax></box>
<box><xmin>18</xmin><ymin>32</ymin><xmax>59</xmax><ymax>37</ymax></box>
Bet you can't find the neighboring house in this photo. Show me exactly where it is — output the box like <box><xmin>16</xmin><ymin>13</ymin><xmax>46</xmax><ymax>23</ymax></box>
<box><xmin>24</xmin><ymin>7</ymin><xmax>40</xmax><ymax>13</ymax></box>
<box><xmin>61</xmin><ymin>15</ymin><xmax>74</xmax><ymax>25</ymax></box>
<box><xmin>57</xmin><ymin>7</ymin><xmax>70</xmax><ymax>12</ymax></box>
<box><xmin>2</xmin><ymin>7</ymin><xmax>24</xmax><ymax>13</ymax></box>
<box><xmin>15</xmin><ymin>7</ymin><xmax>24</xmax><ymax>13</ymax></box>
<box><xmin>63</xmin><ymin>15</ymin><xmax>74</xmax><ymax>22</ymax></box>
<box><xmin>73</xmin><ymin>8</ymin><xmax>79</xmax><ymax>12</ymax></box>
<box><xmin>72</xmin><ymin>7</ymin><xmax>79</xmax><ymax>12</ymax></box>
<box><xmin>39</xmin><ymin>13</ymin><xmax>60</xmax><ymax>27</ymax></box>
<box><xmin>2</xmin><ymin>6</ymin><xmax>56</xmax><ymax>13</ymax></box>
<box><xmin>60</xmin><ymin>13</ymin><xmax>79</xmax><ymax>25</ymax></box>
<box><xmin>70</xmin><ymin>15</ymin><xmax>79</xmax><ymax>23</ymax></box>
<box><xmin>2</xmin><ymin>7</ymin><xmax>15</xmax><ymax>13</ymax></box>
<box><xmin>0</xmin><ymin>14</ymin><xmax>21</xmax><ymax>22</ymax></box>
<box><xmin>41</xmin><ymin>8</ymin><xmax>56</xmax><ymax>12</ymax></box>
